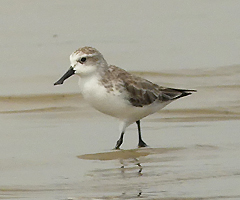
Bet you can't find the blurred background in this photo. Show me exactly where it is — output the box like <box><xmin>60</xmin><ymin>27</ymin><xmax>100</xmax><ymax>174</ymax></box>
<box><xmin>0</xmin><ymin>0</ymin><xmax>240</xmax><ymax>96</ymax></box>
<box><xmin>1</xmin><ymin>1</ymin><xmax>240</xmax><ymax>200</ymax></box>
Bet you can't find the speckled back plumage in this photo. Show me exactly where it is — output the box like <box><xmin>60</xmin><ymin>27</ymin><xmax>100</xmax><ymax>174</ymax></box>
<box><xmin>100</xmin><ymin>65</ymin><xmax>196</xmax><ymax>107</ymax></box>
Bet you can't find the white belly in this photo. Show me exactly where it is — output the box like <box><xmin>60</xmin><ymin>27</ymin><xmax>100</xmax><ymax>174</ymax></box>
<box><xmin>79</xmin><ymin>76</ymin><xmax>169</xmax><ymax>124</ymax></box>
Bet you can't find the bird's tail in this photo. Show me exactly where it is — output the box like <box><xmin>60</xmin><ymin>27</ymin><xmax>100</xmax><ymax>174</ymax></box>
<box><xmin>162</xmin><ymin>88</ymin><xmax>197</xmax><ymax>100</ymax></box>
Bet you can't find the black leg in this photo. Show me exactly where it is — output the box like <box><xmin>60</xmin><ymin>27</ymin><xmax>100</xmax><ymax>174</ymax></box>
<box><xmin>115</xmin><ymin>131</ymin><xmax>124</xmax><ymax>149</ymax></box>
<box><xmin>136</xmin><ymin>120</ymin><xmax>148</xmax><ymax>148</ymax></box>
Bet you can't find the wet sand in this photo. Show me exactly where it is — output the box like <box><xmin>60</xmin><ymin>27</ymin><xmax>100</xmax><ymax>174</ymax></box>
<box><xmin>1</xmin><ymin>66</ymin><xmax>240</xmax><ymax>200</ymax></box>
<box><xmin>1</xmin><ymin>0</ymin><xmax>240</xmax><ymax>199</ymax></box>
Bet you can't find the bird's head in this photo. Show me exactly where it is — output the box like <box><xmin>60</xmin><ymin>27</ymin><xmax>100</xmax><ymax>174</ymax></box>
<box><xmin>54</xmin><ymin>46</ymin><xmax>107</xmax><ymax>85</ymax></box>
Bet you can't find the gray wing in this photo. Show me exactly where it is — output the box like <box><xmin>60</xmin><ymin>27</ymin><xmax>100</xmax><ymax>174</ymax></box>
<box><xmin>124</xmin><ymin>77</ymin><xmax>196</xmax><ymax>107</ymax></box>
<box><xmin>105</xmin><ymin>65</ymin><xmax>196</xmax><ymax>107</ymax></box>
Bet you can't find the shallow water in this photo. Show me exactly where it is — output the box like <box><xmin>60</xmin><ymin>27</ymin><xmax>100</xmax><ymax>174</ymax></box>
<box><xmin>1</xmin><ymin>66</ymin><xmax>240</xmax><ymax>199</ymax></box>
<box><xmin>1</xmin><ymin>1</ymin><xmax>240</xmax><ymax>199</ymax></box>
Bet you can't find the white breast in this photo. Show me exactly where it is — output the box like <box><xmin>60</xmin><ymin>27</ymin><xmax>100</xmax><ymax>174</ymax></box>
<box><xmin>79</xmin><ymin>76</ymin><xmax>130</xmax><ymax>118</ymax></box>
<box><xmin>78</xmin><ymin>76</ymin><xmax>170</xmax><ymax>124</ymax></box>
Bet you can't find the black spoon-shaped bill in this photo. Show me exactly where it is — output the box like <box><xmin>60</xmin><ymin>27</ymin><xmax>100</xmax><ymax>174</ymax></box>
<box><xmin>54</xmin><ymin>67</ymin><xmax>75</xmax><ymax>85</ymax></box>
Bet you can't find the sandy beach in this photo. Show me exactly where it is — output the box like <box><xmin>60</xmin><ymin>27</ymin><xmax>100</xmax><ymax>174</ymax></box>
<box><xmin>1</xmin><ymin>1</ymin><xmax>240</xmax><ymax>199</ymax></box>
<box><xmin>1</xmin><ymin>66</ymin><xmax>240</xmax><ymax>199</ymax></box>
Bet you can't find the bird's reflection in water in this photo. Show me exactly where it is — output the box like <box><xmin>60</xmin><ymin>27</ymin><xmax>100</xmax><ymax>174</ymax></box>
<box><xmin>77</xmin><ymin>147</ymin><xmax>183</xmax><ymax>199</ymax></box>
<box><xmin>120</xmin><ymin>157</ymin><xmax>143</xmax><ymax>174</ymax></box>
<box><xmin>78</xmin><ymin>148</ymin><xmax>151</xmax><ymax>175</ymax></box>
<box><xmin>77</xmin><ymin>147</ymin><xmax>183</xmax><ymax>174</ymax></box>
<box><xmin>120</xmin><ymin>190</ymin><xmax>142</xmax><ymax>198</ymax></box>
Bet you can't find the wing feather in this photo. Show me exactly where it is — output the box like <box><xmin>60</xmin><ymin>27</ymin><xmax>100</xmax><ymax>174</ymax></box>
<box><xmin>103</xmin><ymin>65</ymin><xmax>196</xmax><ymax>107</ymax></box>
<box><xmin>124</xmin><ymin>78</ymin><xmax>196</xmax><ymax>107</ymax></box>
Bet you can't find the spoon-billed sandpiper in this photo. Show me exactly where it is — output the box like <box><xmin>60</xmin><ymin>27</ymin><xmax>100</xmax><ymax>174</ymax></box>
<box><xmin>54</xmin><ymin>47</ymin><xmax>196</xmax><ymax>149</ymax></box>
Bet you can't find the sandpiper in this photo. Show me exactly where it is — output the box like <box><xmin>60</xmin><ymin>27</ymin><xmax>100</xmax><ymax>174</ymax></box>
<box><xmin>54</xmin><ymin>47</ymin><xmax>196</xmax><ymax>149</ymax></box>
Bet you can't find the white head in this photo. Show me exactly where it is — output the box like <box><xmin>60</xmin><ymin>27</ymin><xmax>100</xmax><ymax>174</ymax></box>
<box><xmin>54</xmin><ymin>47</ymin><xmax>108</xmax><ymax>85</ymax></box>
<box><xmin>70</xmin><ymin>47</ymin><xmax>108</xmax><ymax>77</ymax></box>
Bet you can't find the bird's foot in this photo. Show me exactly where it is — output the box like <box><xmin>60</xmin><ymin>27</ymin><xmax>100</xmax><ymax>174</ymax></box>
<box><xmin>114</xmin><ymin>146</ymin><xmax>121</xmax><ymax>150</ymax></box>
<box><xmin>138</xmin><ymin>140</ymin><xmax>148</xmax><ymax>148</ymax></box>
<box><xmin>114</xmin><ymin>139</ymin><xmax>123</xmax><ymax>150</ymax></box>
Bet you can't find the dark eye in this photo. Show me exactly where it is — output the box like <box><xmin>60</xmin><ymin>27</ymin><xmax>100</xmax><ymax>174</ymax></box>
<box><xmin>80</xmin><ymin>57</ymin><xmax>86</xmax><ymax>62</ymax></box>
